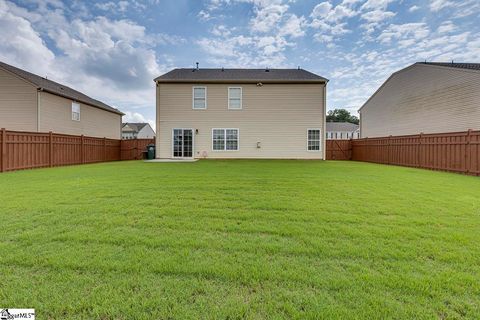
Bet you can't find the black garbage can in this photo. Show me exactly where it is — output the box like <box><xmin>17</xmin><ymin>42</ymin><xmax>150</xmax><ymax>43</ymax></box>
<box><xmin>146</xmin><ymin>144</ymin><xmax>155</xmax><ymax>160</ymax></box>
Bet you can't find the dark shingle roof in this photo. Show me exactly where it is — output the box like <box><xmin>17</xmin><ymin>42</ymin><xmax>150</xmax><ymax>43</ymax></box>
<box><xmin>155</xmin><ymin>68</ymin><xmax>328</xmax><ymax>83</ymax></box>
<box><xmin>0</xmin><ymin>61</ymin><xmax>123</xmax><ymax>115</ymax></box>
<box><xmin>326</xmin><ymin>122</ymin><xmax>359</xmax><ymax>132</ymax></box>
<box><xmin>122</xmin><ymin>123</ymin><xmax>149</xmax><ymax>133</ymax></box>
<box><xmin>417</xmin><ymin>62</ymin><xmax>480</xmax><ymax>71</ymax></box>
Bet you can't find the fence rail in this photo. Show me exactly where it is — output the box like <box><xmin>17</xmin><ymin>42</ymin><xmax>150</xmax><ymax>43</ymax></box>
<box><xmin>351</xmin><ymin>130</ymin><xmax>480</xmax><ymax>176</ymax></box>
<box><xmin>0</xmin><ymin>129</ymin><xmax>154</xmax><ymax>173</ymax></box>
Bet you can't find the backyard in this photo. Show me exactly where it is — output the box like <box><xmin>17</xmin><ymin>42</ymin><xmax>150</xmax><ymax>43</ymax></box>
<box><xmin>0</xmin><ymin>160</ymin><xmax>479</xmax><ymax>319</ymax></box>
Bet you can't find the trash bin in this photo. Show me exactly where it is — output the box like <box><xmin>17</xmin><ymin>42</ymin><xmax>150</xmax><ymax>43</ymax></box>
<box><xmin>146</xmin><ymin>144</ymin><xmax>155</xmax><ymax>160</ymax></box>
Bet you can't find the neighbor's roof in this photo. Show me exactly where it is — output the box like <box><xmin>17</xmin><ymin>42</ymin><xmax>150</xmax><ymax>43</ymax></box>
<box><xmin>416</xmin><ymin>62</ymin><xmax>480</xmax><ymax>71</ymax></box>
<box><xmin>155</xmin><ymin>68</ymin><xmax>328</xmax><ymax>83</ymax></box>
<box><xmin>122</xmin><ymin>122</ymin><xmax>149</xmax><ymax>133</ymax></box>
<box><xmin>0</xmin><ymin>61</ymin><xmax>123</xmax><ymax>115</ymax></box>
<box><xmin>326</xmin><ymin>122</ymin><xmax>359</xmax><ymax>132</ymax></box>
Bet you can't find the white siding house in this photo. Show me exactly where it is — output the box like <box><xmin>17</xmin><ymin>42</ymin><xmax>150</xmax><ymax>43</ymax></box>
<box><xmin>326</xmin><ymin>122</ymin><xmax>360</xmax><ymax>140</ymax></box>
<box><xmin>155</xmin><ymin>68</ymin><xmax>328</xmax><ymax>159</ymax></box>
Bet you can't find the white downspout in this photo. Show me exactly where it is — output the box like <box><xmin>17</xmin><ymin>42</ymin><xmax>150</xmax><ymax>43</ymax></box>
<box><xmin>323</xmin><ymin>83</ymin><xmax>327</xmax><ymax>160</ymax></box>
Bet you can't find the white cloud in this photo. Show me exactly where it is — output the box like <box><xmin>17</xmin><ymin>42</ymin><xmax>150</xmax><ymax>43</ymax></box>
<box><xmin>311</xmin><ymin>2</ymin><xmax>333</xmax><ymax>19</ymax></box>
<box><xmin>437</xmin><ymin>21</ymin><xmax>457</xmax><ymax>34</ymax></box>
<box><xmin>408</xmin><ymin>5</ymin><xmax>420</xmax><ymax>12</ymax></box>
<box><xmin>429</xmin><ymin>0</ymin><xmax>453</xmax><ymax>12</ymax></box>
<box><xmin>250</xmin><ymin>3</ymin><xmax>288</xmax><ymax>33</ymax></box>
<box><xmin>377</xmin><ymin>23</ymin><xmax>430</xmax><ymax>45</ymax></box>
<box><xmin>123</xmin><ymin>111</ymin><xmax>155</xmax><ymax>130</ymax></box>
<box><xmin>279</xmin><ymin>14</ymin><xmax>306</xmax><ymax>38</ymax></box>
<box><xmin>361</xmin><ymin>9</ymin><xmax>395</xmax><ymax>23</ymax></box>
<box><xmin>0</xmin><ymin>0</ymin><xmax>54</xmax><ymax>76</ymax></box>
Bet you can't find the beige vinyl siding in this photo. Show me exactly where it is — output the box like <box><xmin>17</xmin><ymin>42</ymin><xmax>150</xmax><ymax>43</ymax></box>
<box><xmin>360</xmin><ymin>64</ymin><xmax>480</xmax><ymax>138</ymax></box>
<box><xmin>39</xmin><ymin>91</ymin><xmax>121</xmax><ymax>139</ymax></box>
<box><xmin>0</xmin><ymin>67</ymin><xmax>38</xmax><ymax>131</ymax></box>
<box><xmin>157</xmin><ymin>83</ymin><xmax>325</xmax><ymax>159</ymax></box>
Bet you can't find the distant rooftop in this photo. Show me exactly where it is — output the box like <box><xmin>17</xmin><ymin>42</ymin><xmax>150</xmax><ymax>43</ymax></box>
<box><xmin>326</xmin><ymin>122</ymin><xmax>359</xmax><ymax>132</ymax></box>
<box><xmin>0</xmin><ymin>61</ymin><xmax>123</xmax><ymax>115</ymax></box>
<box><xmin>155</xmin><ymin>68</ymin><xmax>328</xmax><ymax>83</ymax></box>
<box><xmin>417</xmin><ymin>62</ymin><xmax>480</xmax><ymax>71</ymax></box>
<box><xmin>122</xmin><ymin>123</ymin><xmax>150</xmax><ymax>133</ymax></box>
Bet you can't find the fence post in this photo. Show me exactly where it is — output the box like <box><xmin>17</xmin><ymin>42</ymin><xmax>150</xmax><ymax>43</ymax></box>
<box><xmin>1</xmin><ymin>128</ymin><xmax>6</xmax><ymax>172</ymax></box>
<box><xmin>103</xmin><ymin>137</ymin><xmax>107</xmax><ymax>161</ymax></box>
<box><xmin>49</xmin><ymin>131</ymin><xmax>53</xmax><ymax>167</ymax></box>
<box><xmin>136</xmin><ymin>138</ymin><xmax>139</xmax><ymax>160</ymax></box>
<box><xmin>81</xmin><ymin>135</ymin><xmax>85</xmax><ymax>164</ymax></box>
<box><xmin>387</xmin><ymin>135</ymin><xmax>392</xmax><ymax>164</ymax></box>
<box><xmin>466</xmin><ymin>129</ymin><xmax>472</xmax><ymax>174</ymax></box>
<box><xmin>418</xmin><ymin>133</ymin><xmax>423</xmax><ymax>168</ymax></box>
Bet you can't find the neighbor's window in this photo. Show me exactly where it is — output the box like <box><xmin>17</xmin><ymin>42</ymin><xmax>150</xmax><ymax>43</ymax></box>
<box><xmin>72</xmin><ymin>102</ymin><xmax>80</xmax><ymax>121</ymax></box>
<box><xmin>228</xmin><ymin>87</ymin><xmax>242</xmax><ymax>109</ymax></box>
<box><xmin>193</xmin><ymin>87</ymin><xmax>206</xmax><ymax>109</ymax></box>
<box><xmin>308</xmin><ymin>129</ymin><xmax>321</xmax><ymax>151</ymax></box>
<box><xmin>212</xmin><ymin>128</ymin><xmax>239</xmax><ymax>151</ymax></box>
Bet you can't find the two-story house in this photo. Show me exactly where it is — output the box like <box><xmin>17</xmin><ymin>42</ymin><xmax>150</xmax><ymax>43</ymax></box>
<box><xmin>154</xmin><ymin>68</ymin><xmax>328</xmax><ymax>159</ymax></box>
<box><xmin>0</xmin><ymin>61</ymin><xmax>123</xmax><ymax>139</ymax></box>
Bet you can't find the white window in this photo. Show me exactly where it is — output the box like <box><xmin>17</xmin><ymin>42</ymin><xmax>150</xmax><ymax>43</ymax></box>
<box><xmin>228</xmin><ymin>87</ymin><xmax>242</xmax><ymax>109</ymax></box>
<box><xmin>307</xmin><ymin>129</ymin><xmax>321</xmax><ymax>151</ymax></box>
<box><xmin>212</xmin><ymin>128</ymin><xmax>239</xmax><ymax>151</ymax></box>
<box><xmin>72</xmin><ymin>102</ymin><xmax>80</xmax><ymax>121</ymax></box>
<box><xmin>193</xmin><ymin>87</ymin><xmax>207</xmax><ymax>109</ymax></box>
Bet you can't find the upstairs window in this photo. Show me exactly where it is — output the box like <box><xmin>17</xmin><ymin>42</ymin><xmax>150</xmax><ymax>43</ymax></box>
<box><xmin>193</xmin><ymin>87</ymin><xmax>206</xmax><ymax>109</ymax></box>
<box><xmin>72</xmin><ymin>102</ymin><xmax>80</xmax><ymax>121</ymax></box>
<box><xmin>228</xmin><ymin>87</ymin><xmax>242</xmax><ymax>109</ymax></box>
<box><xmin>308</xmin><ymin>129</ymin><xmax>321</xmax><ymax>151</ymax></box>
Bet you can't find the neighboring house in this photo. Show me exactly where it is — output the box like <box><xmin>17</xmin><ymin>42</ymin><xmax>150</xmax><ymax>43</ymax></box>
<box><xmin>326</xmin><ymin>122</ymin><xmax>360</xmax><ymax>140</ymax></box>
<box><xmin>359</xmin><ymin>62</ymin><xmax>480</xmax><ymax>138</ymax></box>
<box><xmin>0</xmin><ymin>61</ymin><xmax>123</xmax><ymax>139</ymax></box>
<box><xmin>122</xmin><ymin>123</ymin><xmax>156</xmax><ymax>139</ymax></box>
<box><xmin>155</xmin><ymin>68</ymin><xmax>328</xmax><ymax>159</ymax></box>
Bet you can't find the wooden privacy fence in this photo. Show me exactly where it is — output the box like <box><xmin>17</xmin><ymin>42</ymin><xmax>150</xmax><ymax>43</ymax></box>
<box><xmin>351</xmin><ymin>130</ymin><xmax>480</xmax><ymax>176</ymax></box>
<box><xmin>0</xmin><ymin>129</ymin><xmax>154</xmax><ymax>173</ymax></box>
<box><xmin>121</xmin><ymin>139</ymin><xmax>155</xmax><ymax>160</ymax></box>
<box><xmin>326</xmin><ymin>140</ymin><xmax>352</xmax><ymax>160</ymax></box>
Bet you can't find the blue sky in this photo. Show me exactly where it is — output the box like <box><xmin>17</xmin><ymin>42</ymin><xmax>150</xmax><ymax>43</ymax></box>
<box><xmin>1</xmin><ymin>0</ymin><xmax>479</xmax><ymax>128</ymax></box>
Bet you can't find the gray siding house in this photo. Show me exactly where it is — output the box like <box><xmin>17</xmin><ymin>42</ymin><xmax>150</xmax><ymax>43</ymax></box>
<box><xmin>0</xmin><ymin>61</ymin><xmax>123</xmax><ymax>139</ymax></box>
<box><xmin>155</xmin><ymin>68</ymin><xmax>328</xmax><ymax>159</ymax></box>
<box><xmin>359</xmin><ymin>62</ymin><xmax>480</xmax><ymax>138</ymax></box>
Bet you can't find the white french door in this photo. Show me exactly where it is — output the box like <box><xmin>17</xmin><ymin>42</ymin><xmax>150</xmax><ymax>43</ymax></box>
<box><xmin>172</xmin><ymin>129</ymin><xmax>194</xmax><ymax>158</ymax></box>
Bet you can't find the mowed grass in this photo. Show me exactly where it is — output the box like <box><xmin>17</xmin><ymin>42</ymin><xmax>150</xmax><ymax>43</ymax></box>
<box><xmin>0</xmin><ymin>160</ymin><xmax>479</xmax><ymax>319</ymax></box>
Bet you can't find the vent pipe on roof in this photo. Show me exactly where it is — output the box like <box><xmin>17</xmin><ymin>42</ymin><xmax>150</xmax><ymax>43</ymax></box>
<box><xmin>265</xmin><ymin>67</ymin><xmax>269</xmax><ymax>72</ymax></box>
<box><xmin>222</xmin><ymin>67</ymin><xmax>224</xmax><ymax>71</ymax></box>
<box><xmin>298</xmin><ymin>66</ymin><xmax>300</xmax><ymax>70</ymax></box>
<box><xmin>196</xmin><ymin>62</ymin><xmax>199</xmax><ymax>70</ymax></box>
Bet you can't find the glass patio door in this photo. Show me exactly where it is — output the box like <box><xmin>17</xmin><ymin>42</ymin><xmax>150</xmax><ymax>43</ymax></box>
<box><xmin>172</xmin><ymin>129</ymin><xmax>193</xmax><ymax>158</ymax></box>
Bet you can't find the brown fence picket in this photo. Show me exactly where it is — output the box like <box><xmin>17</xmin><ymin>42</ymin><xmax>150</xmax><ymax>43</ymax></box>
<box><xmin>0</xmin><ymin>129</ymin><xmax>155</xmax><ymax>173</ymax></box>
<box><xmin>352</xmin><ymin>130</ymin><xmax>480</xmax><ymax>176</ymax></box>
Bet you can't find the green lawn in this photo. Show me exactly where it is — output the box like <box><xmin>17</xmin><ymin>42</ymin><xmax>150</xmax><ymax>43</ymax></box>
<box><xmin>0</xmin><ymin>160</ymin><xmax>479</xmax><ymax>319</ymax></box>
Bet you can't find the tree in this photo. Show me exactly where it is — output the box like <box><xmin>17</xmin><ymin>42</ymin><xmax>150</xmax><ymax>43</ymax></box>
<box><xmin>326</xmin><ymin>109</ymin><xmax>359</xmax><ymax>124</ymax></box>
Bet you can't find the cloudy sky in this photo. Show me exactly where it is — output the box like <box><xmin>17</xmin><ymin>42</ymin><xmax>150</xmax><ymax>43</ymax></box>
<box><xmin>1</xmin><ymin>0</ymin><xmax>479</xmax><ymax>128</ymax></box>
